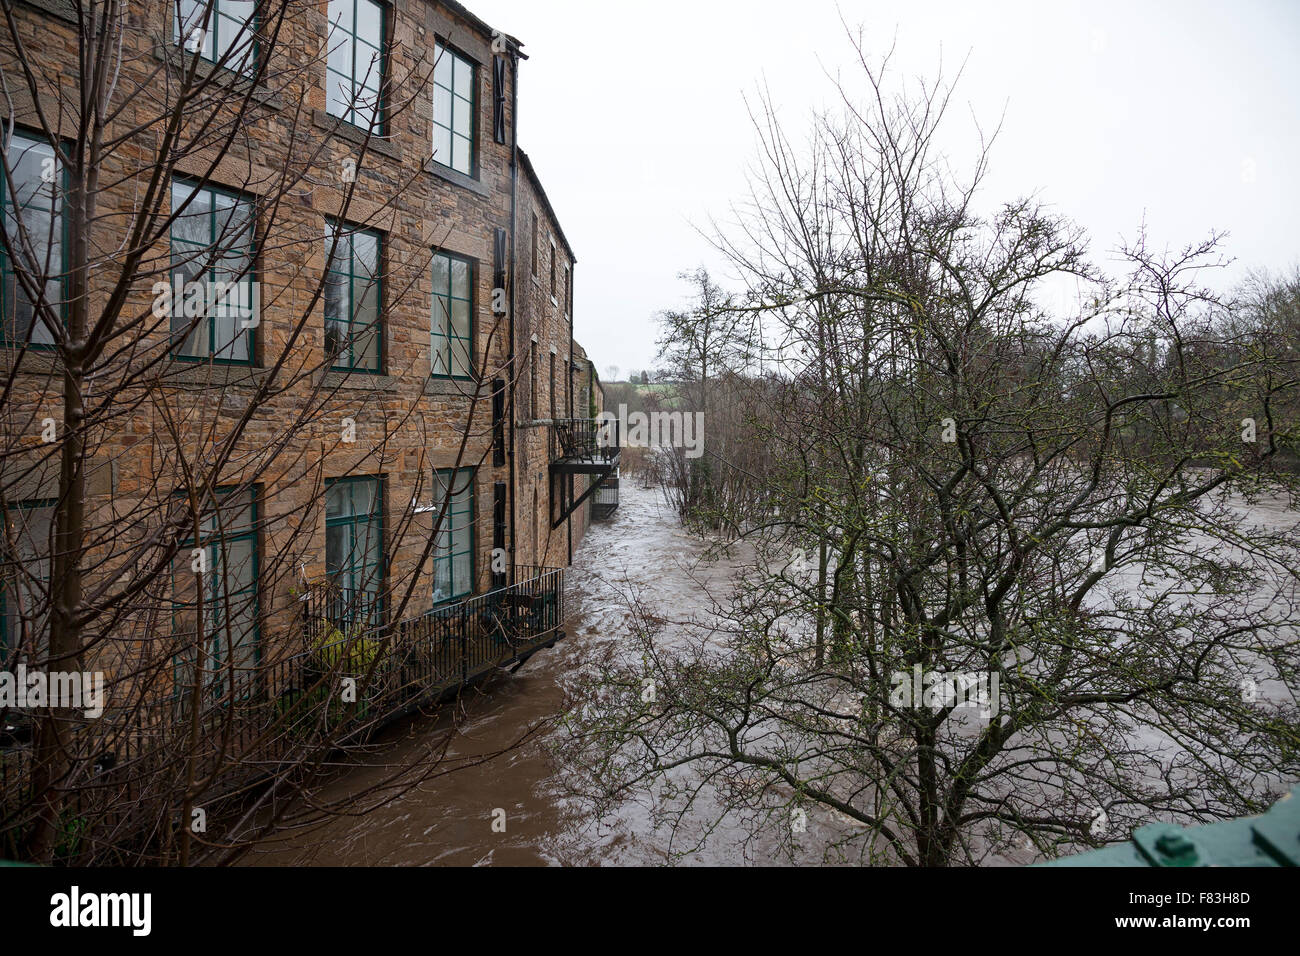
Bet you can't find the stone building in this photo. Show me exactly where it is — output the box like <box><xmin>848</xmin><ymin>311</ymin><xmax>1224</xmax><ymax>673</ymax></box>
<box><xmin>0</xmin><ymin>0</ymin><xmax>613</xmax><ymax>690</ymax></box>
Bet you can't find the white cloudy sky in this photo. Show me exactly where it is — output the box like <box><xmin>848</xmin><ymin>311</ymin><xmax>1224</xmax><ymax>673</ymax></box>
<box><xmin>467</xmin><ymin>0</ymin><xmax>1300</xmax><ymax>380</ymax></box>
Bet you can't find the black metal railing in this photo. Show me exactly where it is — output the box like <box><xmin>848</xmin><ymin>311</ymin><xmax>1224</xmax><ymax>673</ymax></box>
<box><xmin>550</xmin><ymin>418</ymin><xmax>620</xmax><ymax>464</ymax></box>
<box><xmin>0</xmin><ymin>567</ymin><xmax>566</xmax><ymax>862</ymax></box>
<box><xmin>299</xmin><ymin>586</ymin><xmax>385</xmax><ymax>642</ymax></box>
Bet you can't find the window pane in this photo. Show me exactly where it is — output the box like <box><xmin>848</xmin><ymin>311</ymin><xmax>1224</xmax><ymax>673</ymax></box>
<box><xmin>452</xmin><ymin>552</ymin><xmax>472</xmax><ymax>596</ymax></box>
<box><xmin>215</xmin><ymin>193</ymin><xmax>254</xmax><ymax>246</ymax></box>
<box><xmin>362</xmin><ymin>519</ymin><xmax>383</xmax><ymax>587</ymax></box>
<box><xmin>174</xmin><ymin>0</ymin><xmax>256</xmax><ymax>73</ymax></box>
<box><xmin>353</xmin><ymin>232</ymin><xmax>379</xmax><ymax>275</ymax></box>
<box><xmin>431</xmin><ymin>254</ymin><xmax>450</xmax><ymax>296</ymax></box>
<box><xmin>353</xmin><ymin>321</ymin><xmax>380</xmax><ymax>371</ymax></box>
<box><xmin>356</xmin><ymin>276</ymin><xmax>379</xmax><ymax>330</ymax></box>
<box><xmin>326</xmin><ymin>479</ymin><xmax>382</xmax><ymax>614</ymax></box>
<box><xmin>326</xmin><ymin>482</ymin><xmax>347</xmax><ymax>520</ymax></box>
<box><xmin>450</xmin><ymin>298</ymin><xmax>471</xmax><ymax>341</ymax></box>
<box><xmin>326</xmin><ymin>72</ymin><xmax>353</xmax><ymax>120</ymax></box>
<box><xmin>433</xmin><ymin>86</ymin><xmax>452</xmax><ymax>131</ymax></box>
<box><xmin>325</xmin><ymin>523</ymin><xmax>348</xmax><ymax>581</ymax></box>
<box><xmin>218</xmin><ymin>537</ymin><xmax>256</xmax><ymax>591</ymax></box>
<box><xmin>450</xmin><ymin>257</ymin><xmax>470</xmax><ymax>299</ymax></box>
<box><xmin>452</xmin><ymin>136</ymin><xmax>471</xmax><ymax>175</ymax></box>
<box><xmin>211</xmin><ymin>301</ymin><xmax>247</xmax><ymax>361</ymax></box>
<box><xmin>172</xmin><ymin>486</ymin><xmax>258</xmax><ymax>701</ymax></box>
<box><xmin>324</xmin><ymin>266</ymin><xmax>346</xmax><ymax>326</ymax></box>
<box><xmin>356</xmin><ymin>0</ymin><xmax>383</xmax><ymax>46</ymax></box>
<box><xmin>453</xmin><ymin>56</ymin><xmax>473</xmax><ymax>99</ymax></box>
<box><xmin>216</xmin><ymin>8</ymin><xmax>255</xmax><ymax>63</ymax></box>
<box><xmin>351</xmin><ymin>479</ymin><xmax>376</xmax><ymax>517</ymax></box>
<box><xmin>356</xmin><ymin>40</ymin><xmax>381</xmax><ymax>85</ymax></box>
<box><xmin>219</xmin><ymin>488</ymin><xmax>256</xmax><ymax>534</ymax></box>
<box><xmin>176</xmin><ymin>0</ymin><xmax>213</xmax><ymax>58</ymax></box>
<box><xmin>450</xmin><ymin>338</ymin><xmax>470</xmax><ymax>378</ymax></box>
<box><xmin>433</xmin><ymin>44</ymin><xmax>453</xmax><ymax>90</ymax></box>
<box><xmin>432</xmin><ymin>125</ymin><xmax>452</xmax><ymax>169</ymax></box>
<box><xmin>452</xmin><ymin>98</ymin><xmax>472</xmax><ymax>138</ymax></box>
<box><xmin>328</xmin><ymin>33</ymin><xmax>353</xmax><ymax>83</ymax></box>
<box><xmin>355</xmin><ymin>95</ymin><xmax>379</xmax><ymax>133</ymax></box>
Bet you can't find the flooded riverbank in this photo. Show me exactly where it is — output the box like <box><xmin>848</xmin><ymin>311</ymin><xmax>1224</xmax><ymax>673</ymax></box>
<box><xmin>240</xmin><ymin>480</ymin><xmax>748</xmax><ymax>866</ymax></box>
<box><xmin>240</xmin><ymin>480</ymin><xmax>1300</xmax><ymax>867</ymax></box>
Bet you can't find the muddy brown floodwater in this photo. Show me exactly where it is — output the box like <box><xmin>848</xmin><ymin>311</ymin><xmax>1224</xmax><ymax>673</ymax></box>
<box><xmin>241</xmin><ymin>480</ymin><xmax>747</xmax><ymax>866</ymax></box>
<box><xmin>241</xmin><ymin>481</ymin><xmax>1299</xmax><ymax>867</ymax></box>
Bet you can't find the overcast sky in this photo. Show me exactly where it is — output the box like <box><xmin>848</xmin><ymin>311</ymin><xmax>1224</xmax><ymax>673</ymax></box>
<box><xmin>468</xmin><ymin>0</ymin><xmax>1300</xmax><ymax>380</ymax></box>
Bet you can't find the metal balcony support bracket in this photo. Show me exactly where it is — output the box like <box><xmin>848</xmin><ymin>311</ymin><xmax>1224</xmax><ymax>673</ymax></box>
<box><xmin>550</xmin><ymin>467</ymin><xmax>616</xmax><ymax>529</ymax></box>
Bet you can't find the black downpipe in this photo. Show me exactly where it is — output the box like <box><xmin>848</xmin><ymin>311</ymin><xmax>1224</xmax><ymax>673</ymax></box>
<box><xmin>507</xmin><ymin>48</ymin><xmax>520</xmax><ymax>586</ymax></box>
<box><xmin>567</xmin><ymin>263</ymin><xmax>576</xmax><ymax>565</ymax></box>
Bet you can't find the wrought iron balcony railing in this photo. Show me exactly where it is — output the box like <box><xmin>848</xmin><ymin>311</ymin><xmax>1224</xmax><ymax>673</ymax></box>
<box><xmin>549</xmin><ymin>418</ymin><xmax>621</xmax><ymax>467</ymax></box>
<box><xmin>0</xmin><ymin>567</ymin><xmax>567</xmax><ymax>861</ymax></box>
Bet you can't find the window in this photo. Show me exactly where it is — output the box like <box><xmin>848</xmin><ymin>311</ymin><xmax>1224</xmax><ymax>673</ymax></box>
<box><xmin>432</xmin><ymin>469</ymin><xmax>474</xmax><ymax>604</ymax></box>
<box><xmin>432</xmin><ymin>42</ymin><xmax>476</xmax><ymax>175</ymax></box>
<box><xmin>174</xmin><ymin>0</ymin><xmax>258</xmax><ymax>74</ymax></box>
<box><xmin>327</xmin><ymin>0</ymin><xmax>385</xmax><ymax>131</ymax></box>
<box><xmin>431</xmin><ymin>250</ymin><xmax>473</xmax><ymax>378</ymax></box>
<box><xmin>172</xmin><ymin>487</ymin><xmax>259</xmax><ymax>703</ymax></box>
<box><xmin>324</xmin><ymin>221</ymin><xmax>382</xmax><ymax>372</ymax></box>
<box><xmin>549</xmin><ymin>240</ymin><xmax>557</xmax><ymax>300</ymax></box>
<box><xmin>169</xmin><ymin>178</ymin><xmax>256</xmax><ymax>363</ymax></box>
<box><xmin>325</xmin><ymin>477</ymin><xmax>384</xmax><ymax>628</ymax></box>
<box><xmin>0</xmin><ymin>500</ymin><xmax>53</xmax><ymax>666</ymax></box>
<box><xmin>530</xmin><ymin>212</ymin><xmax>538</xmax><ymax>276</ymax></box>
<box><xmin>529</xmin><ymin>339</ymin><xmax>537</xmax><ymax>419</ymax></box>
<box><xmin>565</xmin><ymin>266</ymin><xmax>572</xmax><ymax>317</ymax></box>
<box><xmin>549</xmin><ymin>351</ymin><xmax>556</xmax><ymax>419</ymax></box>
<box><xmin>1</xmin><ymin>132</ymin><xmax>61</xmax><ymax>347</ymax></box>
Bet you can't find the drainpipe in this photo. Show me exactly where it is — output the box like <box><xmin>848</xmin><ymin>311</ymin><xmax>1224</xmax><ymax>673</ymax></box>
<box><xmin>507</xmin><ymin>44</ymin><xmax>520</xmax><ymax>587</ymax></box>
<box><xmin>567</xmin><ymin>264</ymin><xmax>575</xmax><ymax>565</ymax></box>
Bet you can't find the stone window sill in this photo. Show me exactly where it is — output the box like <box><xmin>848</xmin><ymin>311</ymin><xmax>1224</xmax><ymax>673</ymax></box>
<box><xmin>424</xmin><ymin>160</ymin><xmax>490</xmax><ymax>198</ymax></box>
<box><xmin>312</xmin><ymin>110</ymin><xmax>402</xmax><ymax>160</ymax></box>
<box><xmin>17</xmin><ymin>0</ymin><xmax>74</xmax><ymax>24</ymax></box>
<box><xmin>158</xmin><ymin>362</ymin><xmax>269</xmax><ymax>389</ymax></box>
<box><xmin>424</xmin><ymin>377</ymin><xmax>486</xmax><ymax>397</ymax></box>
<box><xmin>152</xmin><ymin>44</ymin><xmax>284</xmax><ymax>111</ymax></box>
<box><xmin>319</xmin><ymin>370</ymin><xmax>400</xmax><ymax>392</ymax></box>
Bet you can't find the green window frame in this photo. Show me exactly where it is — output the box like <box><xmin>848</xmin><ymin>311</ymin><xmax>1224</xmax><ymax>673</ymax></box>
<box><xmin>174</xmin><ymin>0</ymin><xmax>259</xmax><ymax>75</ymax></box>
<box><xmin>325</xmin><ymin>476</ymin><xmax>385</xmax><ymax>627</ymax></box>
<box><xmin>431</xmin><ymin>249</ymin><xmax>474</xmax><ymax>379</ymax></box>
<box><xmin>432</xmin><ymin>41</ymin><xmax>476</xmax><ymax>176</ymax></box>
<box><xmin>324</xmin><ymin>220</ymin><xmax>383</xmax><ymax>373</ymax></box>
<box><xmin>169</xmin><ymin>177</ymin><xmax>257</xmax><ymax>364</ymax></box>
<box><xmin>326</xmin><ymin>0</ymin><xmax>386</xmax><ymax>132</ymax></box>
<box><xmin>1</xmin><ymin>131</ymin><xmax>63</xmax><ymax>348</ymax></box>
<box><xmin>0</xmin><ymin>499</ymin><xmax>55</xmax><ymax>666</ymax></box>
<box><xmin>171</xmin><ymin>486</ymin><xmax>260</xmax><ymax>704</ymax></box>
<box><xmin>432</xmin><ymin>469</ymin><xmax>475</xmax><ymax>605</ymax></box>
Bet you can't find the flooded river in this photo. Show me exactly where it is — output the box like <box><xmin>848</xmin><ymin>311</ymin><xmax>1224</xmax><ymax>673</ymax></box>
<box><xmin>242</xmin><ymin>480</ymin><xmax>746</xmax><ymax>866</ymax></box>
<box><xmin>241</xmin><ymin>480</ymin><xmax>1299</xmax><ymax>867</ymax></box>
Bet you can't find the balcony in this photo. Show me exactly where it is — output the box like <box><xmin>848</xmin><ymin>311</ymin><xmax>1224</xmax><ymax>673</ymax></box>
<box><xmin>548</xmin><ymin>419</ymin><xmax>621</xmax><ymax>528</ymax></box>
<box><xmin>299</xmin><ymin>569</ymin><xmax>566</xmax><ymax>697</ymax></box>
<box><xmin>549</xmin><ymin>418</ymin><xmax>621</xmax><ymax>473</ymax></box>
<box><xmin>0</xmin><ymin>568</ymin><xmax>567</xmax><ymax>859</ymax></box>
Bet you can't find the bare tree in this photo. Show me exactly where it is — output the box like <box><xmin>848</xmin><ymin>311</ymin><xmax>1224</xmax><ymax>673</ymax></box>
<box><xmin>560</xmin><ymin>37</ymin><xmax>1300</xmax><ymax>865</ymax></box>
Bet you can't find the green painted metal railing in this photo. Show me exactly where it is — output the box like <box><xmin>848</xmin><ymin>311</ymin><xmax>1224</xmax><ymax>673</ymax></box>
<box><xmin>1041</xmin><ymin>787</ymin><xmax>1300</xmax><ymax>867</ymax></box>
